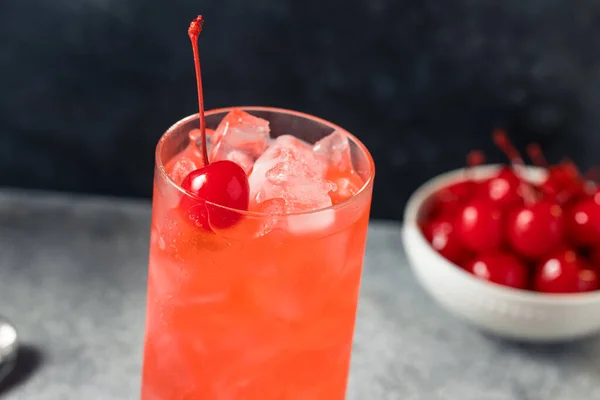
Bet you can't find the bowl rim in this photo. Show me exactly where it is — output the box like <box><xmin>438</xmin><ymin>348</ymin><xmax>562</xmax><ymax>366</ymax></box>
<box><xmin>403</xmin><ymin>164</ymin><xmax>600</xmax><ymax>305</ymax></box>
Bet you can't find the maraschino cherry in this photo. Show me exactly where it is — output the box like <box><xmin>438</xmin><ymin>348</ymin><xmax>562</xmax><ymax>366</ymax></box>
<box><xmin>477</xmin><ymin>166</ymin><xmax>523</xmax><ymax>211</ymax></box>
<box><xmin>528</xmin><ymin>144</ymin><xmax>586</xmax><ymax>206</ymax></box>
<box><xmin>429</xmin><ymin>151</ymin><xmax>484</xmax><ymax>219</ymax></box>
<box><xmin>566</xmin><ymin>191</ymin><xmax>600</xmax><ymax>248</ymax></box>
<box><xmin>506</xmin><ymin>200</ymin><xmax>564</xmax><ymax>260</ymax></box>
<box><xmin>453</xmin><ymin>146</ymin><xmax>506</xmax><ymax>253</ymax></box>
<box><xmin>422</xmin><ymin>215</ymin><xmax>471</xmax><ymax>265</ymax></box>
<box><xmin>494</xmin><ymin>131</ymin><xmax>564</xmax><ymax>260</ymax></box>
<box><xmin>455</xmin><ymin>198</ymin><xmax>504</xmax><ymax>253</ymax></box>
<box><xmin>534</xmin><ymin>248</ymin><xmax>598</xmax><ymax>293</ymax></box>
<box><xmin>464</xmin><ymin>251</ymin><xmax>528</xmax><ymax>289</ymax></box>
<box><xmin>178</xmin><ymin>16</ymin><xmax>250</xmax><ymax>231</ymax></box>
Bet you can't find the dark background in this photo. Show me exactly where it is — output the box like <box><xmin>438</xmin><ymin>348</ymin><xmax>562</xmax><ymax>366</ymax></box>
<box><xmin>1</xmin><ymin>0</ymin><xmax>599</xmax><ymax>220</ymax></box>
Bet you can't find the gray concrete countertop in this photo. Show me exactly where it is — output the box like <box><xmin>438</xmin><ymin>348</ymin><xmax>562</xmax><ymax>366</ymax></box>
<box><xmin>0</xmin><ymin>190</ymin><xmax>598</xmax><ymax>399</ymax></box>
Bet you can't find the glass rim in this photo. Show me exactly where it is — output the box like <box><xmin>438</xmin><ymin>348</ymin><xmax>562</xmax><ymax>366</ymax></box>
<box><xmin>156</xmin><ymin>106</ymin><xmax>375</xmax><ymax>217</ymax></box>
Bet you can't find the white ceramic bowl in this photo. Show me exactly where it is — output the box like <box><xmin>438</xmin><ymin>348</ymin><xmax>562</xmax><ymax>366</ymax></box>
<box><xmin>402</xmin><ymin>165</ymin><xmax>600</xmax><ymax>342</ymax></box>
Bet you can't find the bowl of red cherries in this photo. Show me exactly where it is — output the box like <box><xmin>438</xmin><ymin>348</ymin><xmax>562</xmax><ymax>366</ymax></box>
<box><xmin>402</xmin><ymin>129</ymin><xmax>600</xmax><ymax>342</ymax></box>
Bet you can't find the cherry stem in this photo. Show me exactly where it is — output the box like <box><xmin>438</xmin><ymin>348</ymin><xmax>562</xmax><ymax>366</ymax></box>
<box><xmin>466</xmin><ymin>150</ymin><xmax>485</xmax><ymax>182</ymax></box>
<box><xmin>526</xmin><ymin>143</ymin><xmax>548</xmax><ymax>168</ymax></box>
<box><xmin>493</xmin><ymin>129</ymin><xmax>525</xmax><ymax>166</ymax></box>
<box><xmin>492</xmin><ymin>128</ymin><xmax>537</xmax><ymax>205</ymax></box>
<box><xmin>188</xmin><ymin>16</ymin><xmax>209</xmax><ymax>166</ymax></box>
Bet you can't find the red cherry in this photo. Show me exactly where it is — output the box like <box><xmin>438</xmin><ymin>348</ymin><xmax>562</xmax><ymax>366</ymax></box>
<box><xmin>430</xmin><ymin>181</ymin><xmax>476</xmax><ymax>219</ymax></box>
<box><xmin>565</xmin><ymin>193</ymin><xmax>600</xmax><ymax>248</ymax></box>
<box><xmin>526</xmin><ymin>145</ymin><xmax>582</xmax><ymax>205</ymax></box>
<box><xmin>456</xmin><ymin>199</ymin><xmax>504</xmax><ymax>253</ymax></box>
<box><xmin>427</xmin><ymin>151</ymin><xmax>485</xmax><ymax>220</ymax></box>
<box><xmin>179</xmin><ymin>161</ymin><xmax>250</xmax><ymax>230</ymax></box>
<box><xmin>539</xmin><ymin>161</ymin><xmax>587</xmax><ymax>206</ymax></box>
<box><xmin>422</xmin><ymin>216</ymin><xmax>471</xmax><ymax>264</ymax></box>
<box><xmin>506</xmin><ymin>201</ymin><xmax>564</xmax><ymax>260</ymax></box>
<box><xmin>478</xmin><ymin>167</ymin><xmax>523</xmax><ymax>211</ymax></box>
<box><xmin>177</xmin><ymin>17</ymin><xmax>250</xmax><ymax>232</ymax></box>
<box><xmin>534</xmin><ymin>248</ymin><xmax>593</xmax><ymax>293</ymax></box>
<box><xmin>464</xmin><ymin>251</ymin><xmax>528</xmax><ymax>289</ymax></box>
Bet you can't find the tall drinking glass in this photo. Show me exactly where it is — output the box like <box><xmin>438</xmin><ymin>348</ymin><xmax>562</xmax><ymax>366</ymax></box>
<box><xmin>142</xmin><ymin>107</ymin><xmax>375</xmax><ymax>399</ymax></box>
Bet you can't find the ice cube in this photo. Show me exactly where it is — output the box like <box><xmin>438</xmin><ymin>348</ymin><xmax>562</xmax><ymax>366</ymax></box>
<box><xmin>209</xmin><ymin>139</ymin><xmax>254</xmax><ymax>175</ymax></box>
<box><xmin>260</xmin><ymin>176</ymin><xmax>333</xmax><ymax>212</ymax></box>
<box><xmin>272</xmin><ymin>135</ymin><xmax>324</xmax><ymax>170</ymax></box>
<box><xmin>249</xmin><ymin>135</ymin><xmax>333</xmax><ymax>210</ymax></box>
<box><xmin>313</xmin><ymin>130</ymin><xmax>364</xmax><ymax>203</ymax></box>
<box><xmin>249</xmin><ymin>135</ymin><xmax>325</xmax><ymax>193</ymax></box>
<box><xmin>328</xmin><ymin>175</ymin><xmax>364</xmax><ymax>204</ymax></box>
<box><xmin>166</xmin><ymin>157</ymin><xmax>197</xmax><ymax>185</ymax></box>
<box><xmin>188</xmin><ymin>128</ymin><xmax>202</xmax><ymax>144</ymax></box>
<box><xmin>313</xmin><ymin>130</ymin><xmax>354</xmax><ymax>173</ymax></box>
<box><xmin>248</xmin><ymin>135</ymin><xmax>337</xmax><ymax>232</ymax></box>
<box><xmin>189</xmin><ymin>128</ymin><xmax>216</xmax><ymax>141</ymax></box>
<box><xmin>164</xmin><ymin>144</ymin><xmax>204</xmax><ymax>185</ymax></box>
<box><xmin>189</xmin><ymin>128</ymin><xmax>216</xmax><ymax>152</ymax></box>
<box><xmin>241</xmin><ymin>198</ymin><xmax>288</xmax><ymax>238</ymax></box>
<box><xmin>209</xmin><ymin>109</ymin><xmax>270</xmax><ymax>169</ymax></box>
<box><xmin>266</xmin><ymin>158</ymin><xmax>328</xmax><ymax>186</ymax></box>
